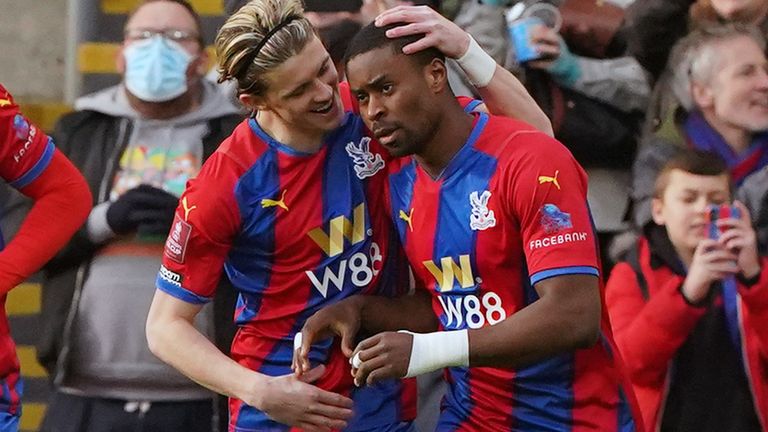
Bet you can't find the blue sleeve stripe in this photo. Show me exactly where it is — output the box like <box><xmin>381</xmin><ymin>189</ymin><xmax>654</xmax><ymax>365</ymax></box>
<box><xmin>464</xmin><ymin>99</ymin><xmax>483</xmax><ymax>113</ymax></box>
<box><xmin>155</xmin><ymin>274</ymin><xmax>212</xmax><ymax>305</ymax></box>
<box><xmin>10</xmin><ymin>138</ymin><xmax>55</xmax><ymax>189</ymax></box>
<box><xmin>530</xmin><ymin>266</ymin><xmax>600</xmax><ymax>285</ymax></box>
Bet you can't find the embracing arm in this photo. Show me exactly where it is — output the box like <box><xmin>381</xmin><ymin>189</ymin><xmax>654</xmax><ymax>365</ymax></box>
<box><xmin>349</xmin><ymin>274</ymin><xmax>601</xmax><ymax>384</ymax></box>
<box><xmin>146</xmin><ymin>290</ymin><xmax>256</xmax><ymax>397</ymax></box>
<box><xmin>468</xmin><ymin>274</ymin><xmax>599</xmax><ymax>368</ymax></box>
<box><xmin>147</xmin><ymin>290</ymin><xmax>353</xmax><ymax>431</ymax></box>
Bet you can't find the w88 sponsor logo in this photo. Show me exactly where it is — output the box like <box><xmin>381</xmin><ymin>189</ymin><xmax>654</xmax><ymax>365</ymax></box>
<box><xmin>437</xmin><ymin>292</ymin><xmax>507</xmax><ymax>330</ymax></box>
<box><xmin>306</xmin><ymin>242</ymin><xmax>383</xmax><ymax>298</ymax></box>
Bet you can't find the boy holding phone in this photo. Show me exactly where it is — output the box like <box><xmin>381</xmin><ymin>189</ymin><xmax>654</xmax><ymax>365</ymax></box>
<box><xmin>606</xmin><ymin>150</ymin><xmax>768</xmax><ymax>432</ymax></box>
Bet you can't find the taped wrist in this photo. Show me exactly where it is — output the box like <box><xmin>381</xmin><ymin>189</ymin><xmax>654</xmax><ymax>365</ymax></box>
<box><xmin>455</xmin><ymin>36</ymin><xmax>497</xmax><ymax>88</ymax></box>
<box><xmin>401</xmin><ymin>329</ymin><xmax>469</xmax><ymax>377</ymax></box>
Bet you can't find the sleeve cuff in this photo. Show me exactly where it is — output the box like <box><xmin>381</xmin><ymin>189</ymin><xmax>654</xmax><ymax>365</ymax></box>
<box><xmin>156</xmin><ymin>267</ymin><xmax>212</xmax><ymax>305</ymax></box>
<box><xmin>530</xmin><ymin>265</ymin><xmax>600</xmax><ymax>285</ymax></box>
<box><xmin>86</xmin><ymin>201</ymin><xmax>116</xmax><ymax>244</ymax></box>
<box><xmin>9</xmin><ymin>139</ymin><xmax>55</xmax><ymax>189</ymax></box>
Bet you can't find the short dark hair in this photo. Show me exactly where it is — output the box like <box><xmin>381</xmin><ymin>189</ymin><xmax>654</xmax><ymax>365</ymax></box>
<box><xmin>319</xmin><ymin>19</ymin><xmax>362</xmax><ymax>66</ymax></box>
<box><xmin>343</xmin><ymin>22</ymin><xmax>444</xmax><ymax>73</ymax></box>
<box><xmin>128</xmin><ymin>0</ymin><xmax>205</xmax><ymax>46</ymax></box>
<box><xmin>654</xmin><ymin>149</ymin><xmax>730</xmax><ymax>198</ymax></box>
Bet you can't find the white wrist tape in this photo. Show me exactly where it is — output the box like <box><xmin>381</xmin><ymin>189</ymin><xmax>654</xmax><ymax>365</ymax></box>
<box><xmin>400</xmin><ymin>329</ymin><xmax>469</xmax><ymax>377</ymax></box>
<box><xmin>455</xmin><ymin>35</ymin><xmax>497</xmax><ymax>88</ymax></box>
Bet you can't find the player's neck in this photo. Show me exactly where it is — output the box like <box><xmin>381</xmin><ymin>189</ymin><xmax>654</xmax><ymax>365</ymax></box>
<box><xmin>255</xmin><ymin>111</ymin><xmax>325</xmax><ymax>153</ymax></box>
<box><xmin>416</xmin><ymin>105</ymin><xmax>475</xmax><ymax>180</ymax></box>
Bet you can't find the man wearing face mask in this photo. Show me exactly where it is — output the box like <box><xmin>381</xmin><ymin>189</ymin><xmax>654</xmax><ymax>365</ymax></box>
<box><xmin>35</xmin><ymin>1</ymin><xmax>241</xmax><ymax>431</ymax></box>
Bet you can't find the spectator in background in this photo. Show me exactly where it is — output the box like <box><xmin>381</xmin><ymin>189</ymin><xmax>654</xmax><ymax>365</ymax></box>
<box><xmin>36</xmin><ymin>1</ymin><xmax>241</xmax><ymax>431</ymax></box>
<box><xmin>607</xmin><ymin>150</ymin><xmax>768</xmax><ymax>431</ymax></box>
<box><xmin>632</xmin><ymin>24</ymin><xmax>768</xmax><ymax>233</ymax></box>
<box><xmin>626</xmin><ymin>0</ymin><xmax>768</xmax><ymax>86</ymax></box>
<box><xmin>626</xmin><ymin>0</ymin><xmax>768</xmax><ymax>141</ymax></box>
<box><xmin>0</xmin><ymin>84</ymin><xmax>91</xmax><ymax>431</ymax></box>
<box><xmin>495</xmin><ymin>0</ymin><xmax>650</xmax><ymax>272</ymax></box>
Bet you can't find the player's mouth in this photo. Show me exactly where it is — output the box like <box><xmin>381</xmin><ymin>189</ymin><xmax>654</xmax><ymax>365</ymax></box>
<box><xmin>311</xmin><ymin>99</ymin><xmax>336</xmax><ymax>115</ymax></box>
<box><xmin>373</xmin><ymin>126</ymin><xmax>399</xmax><ymax>146</ymax></box>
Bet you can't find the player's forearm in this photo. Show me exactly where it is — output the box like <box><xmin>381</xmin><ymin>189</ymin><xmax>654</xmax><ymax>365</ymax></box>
<box><xmin>468</xmin><ymin>297</ymin><xmax>597</xmax><ymax>368</ymax></box>
<box><xmin>146</xmin><ymin>302</ymin><xmax>265</xmax><ymax>401</ymax></box>
<box><xmin>359</xmin><ymin>289</ymin><xmax>438</xmax><ymax>334</ymax></box>
<box><xmin>469</xmin><ymin>276</ymin><xmax>601</xmax><ymax>368</ymax></box>
<box><xmin>476</xmin><ymin>65</ymin><xmax>553</xmax><ymax>136</ymax></box>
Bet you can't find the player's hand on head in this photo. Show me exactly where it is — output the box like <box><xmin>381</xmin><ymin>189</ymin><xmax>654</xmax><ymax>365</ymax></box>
<box><xmin>253</xmin><ymin>365</ymin><xmax>354</xmax><ymax>431</ymax></box>
<box><xmin>293</xmin><ymin>296</ymin><xmax>364</xmax><ymax>375</ymax></box>
<box><xmin>716</xmin><ymin>201</ymin><xmax>761</xmax><ymax>278</ymax></box>
<box><xmin>683</xmin><ymin>239</ymin><xmax>739</xmax><ymax>303</ymax></box>
<box><xmin>374</xmin><ymin>5</ymin><xmax>470</xmax><ymax>58</ymax></box>
<box><xmin>351</xmin><ymin>331</ymin><xmax>413</xmax><ymax>387</ymax></box>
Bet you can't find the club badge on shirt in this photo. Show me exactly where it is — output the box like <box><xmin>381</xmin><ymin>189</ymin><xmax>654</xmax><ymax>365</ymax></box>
<box><xmin>346</xmin><ymin>137</ymin><xmax>385</xmax><ymax>179</ymax></box>
<box><xmin>470</xmin><ymin>190</ymin><xmax>496</xmax><ymax>231</ymax></box>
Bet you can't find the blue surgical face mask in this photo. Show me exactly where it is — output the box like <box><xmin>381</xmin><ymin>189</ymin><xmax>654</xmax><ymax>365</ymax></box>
<box><xmin>123</xmin><ymin>35</ymin><xmax>193</xmax><ymax>102</ymax></box>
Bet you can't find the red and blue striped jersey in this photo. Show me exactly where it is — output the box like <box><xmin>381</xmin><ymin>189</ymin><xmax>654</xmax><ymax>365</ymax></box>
<box><xmin>0</xmin><ymin>84</ymin><xmax>57</xmax><ymax>415</ymax></box>
<box><xmin>386</xmin><ymin>112</ymin><xmax>635</xmax><ymax>431</ymax></box>
<box><xmin>156</xmin><ymin>110</ymin><xmax>415</xmax><ymax>431</ymax></box>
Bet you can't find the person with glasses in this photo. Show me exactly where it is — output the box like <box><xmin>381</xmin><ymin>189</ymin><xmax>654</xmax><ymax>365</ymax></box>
<box><xmin>35</xmin><ymin>1</ymin><xmax>242</xmax><ymax>431</ymax></box>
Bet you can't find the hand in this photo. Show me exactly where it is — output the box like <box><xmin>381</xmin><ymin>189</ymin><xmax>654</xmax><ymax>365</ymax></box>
<box><xmin>293</xmin><ymin>296</ymin><xmax>364</xmax><ymax>376</ymax></box>
<box><xmin>527</xmin><ymin>24</ymin><xmax>562</xmax><ymax>69</ymax></box>
<box><xmin>374</xmin><ymin>5</ymin><xmax>471</xmax><ymax>58</ymax></box>
<box><xmin>245</xmin><ymin>365</ymin><xmax>354</xmax><ymax>431</ymax></box>
<box><xmin>717</xmin><ymin>201</ymin><xmax>761</xmax><ymax>279</ymax></box>
<box><xmin>682</xmin><ymin>239</ymin><xmax>739</xmax><ymax>303</ymax></box>
<box><xmin>350</xmin><ymin>331</ymin><xmax>412</xmax><ymax>387</ymax></box>
<box><xmin>106</xmin><ymin>184</ymin><xmax>178</xmax><ymax>235</ymax></box>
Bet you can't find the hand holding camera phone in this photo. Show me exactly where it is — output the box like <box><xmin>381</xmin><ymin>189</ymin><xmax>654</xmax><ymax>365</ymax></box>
<box><xmin>707</xmin><ymin>201</ymin><xmax>762</xmax><ymax>280</ymax></box>
<box><xmin>705</xmin><ymin>203</ymin><xmax>741</xmax><ymax>241</ymax></box>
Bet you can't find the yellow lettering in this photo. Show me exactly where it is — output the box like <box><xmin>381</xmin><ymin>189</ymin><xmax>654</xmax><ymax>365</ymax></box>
<box><xmin>423</xmin><ymin>255</ymin><xmax>475</xmax><ymax>292</ymax></box>
<box><xmin>307</xmin><ymin>203</ymin><xmax>366</xmax><ymax>257</ymax></box>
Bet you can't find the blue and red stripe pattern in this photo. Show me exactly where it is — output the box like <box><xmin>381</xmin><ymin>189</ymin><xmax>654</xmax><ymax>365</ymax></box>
<box><xmin>157</xmin><ymin>108</ymin><xmax>415</xmax><ymax>431</ymax></box>
<box><xmin>386</xmin><ymin>112</ymin><xmax>634</xmax><ymax>431</ymax></box>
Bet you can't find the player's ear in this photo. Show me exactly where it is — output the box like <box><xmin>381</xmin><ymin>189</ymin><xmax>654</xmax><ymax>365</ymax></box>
<box><xmin>424</xmin><ymin>58</ymin><xmax>448</xmax><ymax>94</ymax></box>
<box><xmin>239</xmin><ymin>93</ymin><xmax>269</xmax><ymax>112</ymax></box>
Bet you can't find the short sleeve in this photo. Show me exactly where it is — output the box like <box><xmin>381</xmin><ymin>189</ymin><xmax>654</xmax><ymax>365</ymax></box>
<box><xmin>507</xmin><ymin>132</ymin><xmax>600</xmax><ymax>285</ymax></box>
<box><xmin>156</xmin><ymin>152</ymin><xmax>242</xmax><ymax>304</ymax></box>
<box><xmin>0</xmin><ymin>84</ymin><xmax>55</xmax><ymax>188</ymax></box>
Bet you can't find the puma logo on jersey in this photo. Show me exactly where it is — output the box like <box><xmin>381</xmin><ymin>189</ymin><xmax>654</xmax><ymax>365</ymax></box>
<box><xmin>399</xmin><ymin>208</ymin><xmax>414</xmax><ymax>232</ymax></box>
<box><xmin>538</xmin><ymin>170</ymin><xmax>560</xmax><ymax>190</ymax></box>
<box><xmin>182</xmin><ymin>197</ymin><xmax>197</xmax><ymax>221</ymax></box>
<box><xmin>261</xmin><ymin>190</ymin><xmax>289</xmax><ymax>211</ymax></box>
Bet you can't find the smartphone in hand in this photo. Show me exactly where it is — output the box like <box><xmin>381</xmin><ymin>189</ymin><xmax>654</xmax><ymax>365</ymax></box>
<box><xmin>706</xmin><ymin>204</ymin><xmax>741</xmax><ymax>240</ymax></box>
